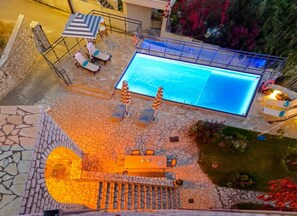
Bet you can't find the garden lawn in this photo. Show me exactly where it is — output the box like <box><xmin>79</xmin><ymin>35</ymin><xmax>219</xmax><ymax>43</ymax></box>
<box><xmin>198</xmin><ymin>126</ymin><xmax>297</xmax><ymax>191</ymax></box>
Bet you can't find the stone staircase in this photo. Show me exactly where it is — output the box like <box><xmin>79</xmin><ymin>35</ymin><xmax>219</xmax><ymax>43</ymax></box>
<box><xmin>98</xmin><ymin>0</ymin><xmax>113</xmax><ymax>9</ymax></box>
<box><xmin>97</xmin><ymin>181</ymin><xmax>180</xmax><ymax>211</ymax></box>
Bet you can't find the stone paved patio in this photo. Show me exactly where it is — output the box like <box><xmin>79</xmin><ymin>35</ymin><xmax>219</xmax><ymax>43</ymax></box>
<box><xmin>35</xmin><ymin>32</ymin><xmax>297</xmax><ymax>210</ymax></box>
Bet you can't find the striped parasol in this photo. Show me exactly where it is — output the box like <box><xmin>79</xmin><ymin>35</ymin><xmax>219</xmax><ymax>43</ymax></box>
<box><xmin>62</xmin><ymin>13</ymin><xmax>102</xmax><ymax>39</ymax></box>
<box><xmin>121</xmin><ymin>80</ymin><xmax>131</xmax><ymax>114</ymax></box>
<box><xmin>152</xmin><ymin>87</ymin><xmax>164</xmax><ymax>120</ymax></box>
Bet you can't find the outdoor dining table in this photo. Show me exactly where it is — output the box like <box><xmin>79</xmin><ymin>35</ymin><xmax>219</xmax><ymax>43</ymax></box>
<box><xmin>124</xmin><ymin>155</ymin><xmax>167</xmax><ymax>169</ymax></box>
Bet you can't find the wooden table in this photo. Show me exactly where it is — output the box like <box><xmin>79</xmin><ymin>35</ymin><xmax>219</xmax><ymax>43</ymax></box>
<box><xmin>124</xmin><ymin>155</ymin><xmax>167</xmax><ymax>169</ymax></box>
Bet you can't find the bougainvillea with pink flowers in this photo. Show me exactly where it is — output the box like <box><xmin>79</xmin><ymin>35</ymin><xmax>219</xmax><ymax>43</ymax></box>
<box><xmin>257</xmin><ymin>178</ymin><xmax>297</xmax><ymax>211</ymax></box>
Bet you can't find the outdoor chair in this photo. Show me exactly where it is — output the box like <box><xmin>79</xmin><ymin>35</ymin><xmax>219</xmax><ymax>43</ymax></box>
<box><xmin>86</xmin><ymin>42</ymin><xmax>111</xmax><ymax>65</ymax></box>
<box><xmin>110</xmin><ymin>104</ymin><xmax>126</xmax><ymax>122</ymax></box>
<box><xmin>145</xmin><ymin>149</ymin><xmax>154</xmax><ymax>155</ymax></box>
<box><xmin>266</xmin><ymin>98</ymin><xmax>297</xmax><ymax>110</ymax></box>
<box><xmin>263</xmin><ymin>107</ymin><xmax>297</xmax><ymax>118</ymax></box>
<box><xmin>74</xmin><ymin>52</ymin><xmax>100</xmax><ymax>75</ymax></box>
<box><xmin>131</xmin><ymin>150</ymin><xmax>141</xmax><ymax>155</ymax></box>
<box><xmin>167</xmin><ymin>157</ymin><xmax>177</xmax><ymax>168</ymax></box>
<box><xmin>170</xmin><ymin>158</ymin><xmax>177</xmax><ymax>168</ymax></box>
<box><xmin>136</xmin><ymin>108</ymin><xmax>154</xmax><ymax>127</ymax></box>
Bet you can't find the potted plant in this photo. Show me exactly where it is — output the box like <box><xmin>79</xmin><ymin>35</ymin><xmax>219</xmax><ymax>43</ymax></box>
<box><xmin>174</xmin><ymin>179</ymin><xmax>184</xmax><ymax>187</ymax></box>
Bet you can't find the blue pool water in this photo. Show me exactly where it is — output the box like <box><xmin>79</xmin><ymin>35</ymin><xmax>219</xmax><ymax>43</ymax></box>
<box><xmin>116</xmin><ymin>53</ymin><xmax>261</xmax><ymax>116</ymax></box>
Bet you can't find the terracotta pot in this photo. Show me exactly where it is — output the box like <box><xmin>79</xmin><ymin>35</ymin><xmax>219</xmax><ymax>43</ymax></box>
<box><xmin>174</xmin><ymin>179</ymin><xmax>183</xmax><ymax>187</ymax></box>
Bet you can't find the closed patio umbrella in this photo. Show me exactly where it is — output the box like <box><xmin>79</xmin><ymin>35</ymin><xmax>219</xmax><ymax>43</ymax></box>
<box><xmin>152</xmin><ymin>87</ymin><xmax>164</xmax><ymax>120</ymax></box>
<box><xmin>121</xmin><ymin>80</ymin><xmax>131</xmax><ymax>114</ymax></box>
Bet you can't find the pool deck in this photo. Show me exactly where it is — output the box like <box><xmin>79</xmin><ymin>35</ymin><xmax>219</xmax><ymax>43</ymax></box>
<box><xmin>37</xmin><ymin>32</ymin><xmax>297</xmax><ymax>209</ymax></box>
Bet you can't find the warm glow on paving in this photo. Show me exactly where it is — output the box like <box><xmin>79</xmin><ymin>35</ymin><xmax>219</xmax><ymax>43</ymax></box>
<box><xmin>45</xmin><ymin>147</ymin><xmax>98</xmax><ymax>208</ymax></box>
<box><xmin>268</xmin><ymin>90</ymin><xmax>282</xmax><ymax>100</ymax></box>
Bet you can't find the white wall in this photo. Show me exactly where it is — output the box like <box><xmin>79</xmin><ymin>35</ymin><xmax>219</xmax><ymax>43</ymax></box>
<box><xmin>125</xmin><ymin>3</ymin><xmax>151</xmax><ymax>30</ymax></box>
<box><xmin>123</xmin><ymin>0</ymin><xmax>166</xmax><ymax>10</ymax></box>
<box><xmin>37</xmin><ymin>0</ymin><xmax>70</xmax><ymax>11</ymax></box>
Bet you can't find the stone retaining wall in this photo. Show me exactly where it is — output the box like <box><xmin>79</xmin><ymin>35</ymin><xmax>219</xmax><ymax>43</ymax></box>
<box><xmin>80</xmin><ymin>171</ymin><xmax>174</xmax><ymax>186</ymax></box>
<box><xmin>216</xmin><ymin>186</ymin><xmax>263</xmax><ymax>209</ymax></box>
<box><xmin>0</xmin><ymin>15</ymin><xmax>39</xmax><ymax>100</ymax></box>
<box><xmin>0</xmin><ymin>106</ymin><xmax>84</xmax><ymax>216</ymax></box>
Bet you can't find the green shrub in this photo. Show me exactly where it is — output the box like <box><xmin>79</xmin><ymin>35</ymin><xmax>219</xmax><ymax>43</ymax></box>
<box><xmin>275</xmin><ymin>128</ymin><xmax>285</xmax><ymax>140</ymax></box>
<box><xmin>232</xmin><ymin>140</ymin><xmax>248</xmax><ymax>153</ymax></box>
<box><xmin>285</xmin><ymin>154</ymin><xmax>297</xmax><ymax>171</ymax></box>
<box><xmin>118</xmin><ymin>0</ymin><xmax>123</xmax><ymax>11</ymax></box>
<box><xmin>231</xmin><ymin>202</ymin><xmax>266</xmax><ymax>210</ymax></box>
<box><xmin>225</xmin><ymin>172</ymin><xmax>255</xmax><ymax>189</ymax></box>
<box><xmin>189</xmin><ymin>120</ymin><xmax>225</xmax><ymax>144</ymax></box>
<box><xmin>217</xmin><ymin>133</ymin><xmax>248</xmax><ymax>153</ymax></box>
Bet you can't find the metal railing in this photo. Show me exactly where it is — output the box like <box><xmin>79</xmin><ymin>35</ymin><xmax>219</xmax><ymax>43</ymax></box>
<box><xmin>42</xmin><ymin>10</ymin><xmax>142</xmax><ymax>85</ymax></box>
<box><xmin>136</xmin><ymin>35</ymin><xmax>287</xmax><ymax>80</ymax></box>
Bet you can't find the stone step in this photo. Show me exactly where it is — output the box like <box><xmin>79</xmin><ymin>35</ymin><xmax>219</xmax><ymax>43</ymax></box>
<box><xmin>145</xmin><ymin>186</ymin><xmax>150</xmax><ymax>209</ymax></box>
<box><xmin>97</xmin><ymin>182</ymin><xmax>103</xmax><ymax>209</ymax></box>
<box><xmin>97</xmin><ymin>181</ymin><xmax>179</xmax><ymax>212</ymax></box>
<box><xmin>152</xmin><ymin>186</ymin><xmax>157</xmax><ymax>209</ymax></box>
<box><xmin>120</xmin><ymin>183</ymin><xmax>126</xmax><ymax>210</ymax></box>
<box><xmin>167</xmin><ymin>187</ymin><xmax>172</xmax><ymax>209</ymax></box>
<box><xmin>101</xmin><ymin>182</ymin><xmax>108</xmax><ymax>209</ymax></box>
<box><xmin>162</xmin><ymin>187</ymin><xmax>167</xmax><ymax>209</ymax></box>
<box><xmin>112</xmin><ymin>183</ymin><xmax>118</xmax><ymax>209</ymax></box>
<box><xmin>69</xmin><ymin>84</ymin><xmax>114</xmax><ymax>99</ymax></box>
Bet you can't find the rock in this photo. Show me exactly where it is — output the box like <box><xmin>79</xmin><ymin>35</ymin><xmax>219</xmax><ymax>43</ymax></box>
<box><xmin>13</xmin><ymin>173</ymin><xmax>28</xmax><ymax>184</ymax></box>
<box><xmin>0</xmin><ymin>106</ymin><xmax>17</xmax><ymax>114</ymax></box>
<box><xmin>0</xmin><ymin>151</ymin><xmax>12</xmax><ymax>160</ymax></box>
<box><xmin>19</xmin><ymin>127</ymin><xmax>38</xmax><ymax>138</ymax></box>
<box><xmin>7</xmin><ymin>115</ymin><xmax>23</xmax><ymax>125</ymax></box>
<box><xmin>0</xmin><ymin>185</ymin><xmax>13</xmax><ymax>194</ymax></box>
<box><xmin>3</xmin><ymin>124</ymin><xmax>15</xmax><ymax>135</ymax></box>
<box><xmin>18</xmin><ymin>106</ymin><xmax>41</xmax><ymax>114</ymax></box>
<box><xmin>22</xmin><ymin>151</ymin><xmax>33</xmax><ymax>160</ymax></box>
<box><xmin>13</xmin><ymin>152</ymin><xmax>21</xmax><ymax>163</ymax></box>
<box><xmin>17</xmin><ymin>161</ymin><xmax>31</xmax><ymax>173</ymax></box>
<box><xmin>24</xmin><ymin>114</ymin><xmax>41</xmax><ymax>125</ymax></box>
<box><xmin>11</xmin><ymin>183</ymin><xmax>25</xmax><ymax>196</ymax></box>
<box><xmin>4</xmin><ymin>163</ymin><xmax>18</xmax><ymax>175</ymax></box>
<box><xmin>19</xmin><ymin>137</ymin><xmax>36</xmax><ymax>149</ymax></box>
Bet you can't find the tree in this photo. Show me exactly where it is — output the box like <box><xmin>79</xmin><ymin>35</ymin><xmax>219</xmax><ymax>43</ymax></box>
<box><xmin>177</xmin><ymin>0</ymin><xmax>224</xmax><ymax>36</ymax></box>
<box><xmin>257</xmin><ymin>178</ymin><xmax>297</xmax><ymax>211</ymax></box>
<box><xmin>258</xmin><ymin>0</ymin><xmax>297</xmax><ymax>74</ymax></box>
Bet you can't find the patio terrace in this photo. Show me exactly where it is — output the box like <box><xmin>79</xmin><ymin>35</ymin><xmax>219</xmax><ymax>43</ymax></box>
<box><xmin>35</xmin><ymin>29</ymin><xmax>297</xmax><ymax>209</ymax></box>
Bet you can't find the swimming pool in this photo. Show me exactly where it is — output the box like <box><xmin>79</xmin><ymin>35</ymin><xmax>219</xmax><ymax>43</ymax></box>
<box><xmin>116</xmin><ymin>53</ymin><xmax>261</xmax><ymax>116</ymax></box>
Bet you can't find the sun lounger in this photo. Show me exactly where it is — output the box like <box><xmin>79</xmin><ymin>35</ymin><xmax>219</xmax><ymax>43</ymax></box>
<box><xmin>136</xmin><ymin>108</ymin><xmax>154</xmax><ymax>127</ymax></box>
<box><xmin>87</xmin><ymin>42</ymin><xmax>111</xmax><ymax>64</ymax></box>
<box><xmin>110</xmin><ymin>104</ymin><xmax>126</xmax><ymax>122</ymax></box>
<box><xmin>263</xmin><ymin>107</ymin><xmax>297</xmax><ymax>118</ymax></box>
<box><xmin>266</xmin><ymin>99</ymin><xmax>297</xmax><ymax>109</ymax></box>
<box><xmin>74</xmin><ymin>52</ymin><xmax>100</xmax><ymax>75</ymax></box>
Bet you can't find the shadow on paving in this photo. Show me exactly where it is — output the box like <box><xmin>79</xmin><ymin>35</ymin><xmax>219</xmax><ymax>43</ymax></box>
<box><xmin>0</xmin><ymin>56</ymin><xmax>63</xmax><ymax>105</ymax></box>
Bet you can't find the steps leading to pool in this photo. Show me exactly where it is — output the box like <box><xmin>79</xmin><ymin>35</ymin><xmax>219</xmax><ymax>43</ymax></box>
<box><xmin>69</xmin><ymin>84</ymin><xmax>114</xmax><ymax>99</ymax></box>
